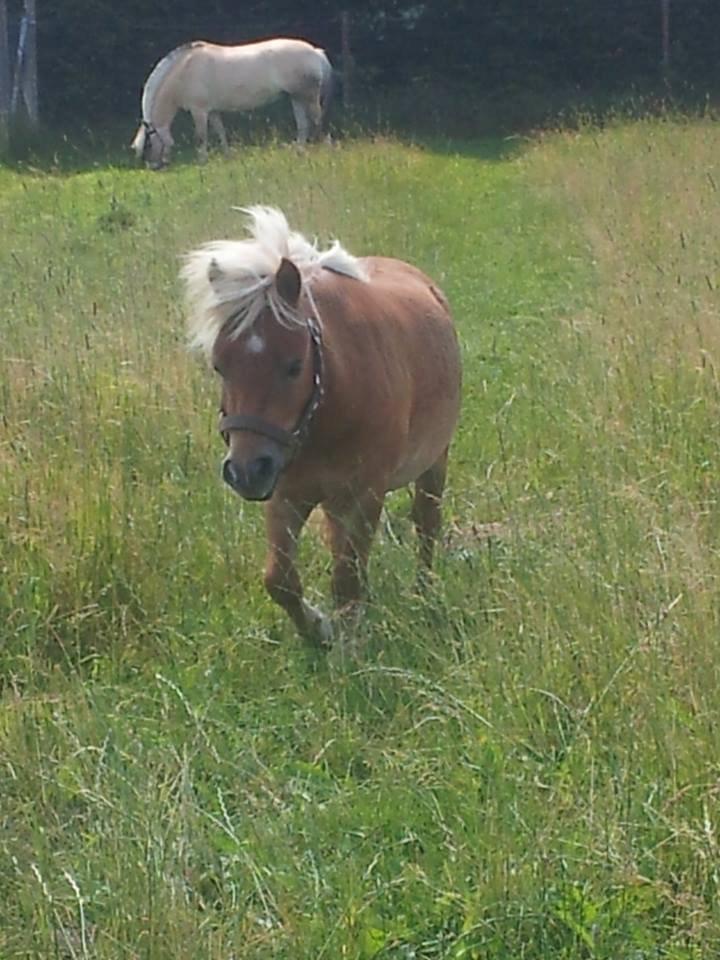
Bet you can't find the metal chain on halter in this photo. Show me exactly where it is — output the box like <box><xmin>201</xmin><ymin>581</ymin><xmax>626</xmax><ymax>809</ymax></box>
<box><xmin>290</xmin><ymin>312</ymin><xmax>324</xmax><ymax>448</ymax></box>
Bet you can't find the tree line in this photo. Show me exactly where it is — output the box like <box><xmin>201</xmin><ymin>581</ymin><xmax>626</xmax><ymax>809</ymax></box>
<box><xmin>6</xmin><ymin>0</ymin><xmax>720</xmax><ymax>128</ymax></box>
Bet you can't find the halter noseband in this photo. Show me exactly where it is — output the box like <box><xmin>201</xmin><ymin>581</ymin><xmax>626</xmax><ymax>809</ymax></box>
<box><xmin>218</xmin><ymin>316</ymin><xmax>324</xmax><ymax>456</ymax></box>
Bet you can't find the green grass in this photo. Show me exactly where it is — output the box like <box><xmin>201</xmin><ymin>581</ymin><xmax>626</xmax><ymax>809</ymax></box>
<box><xmin>2</xmin><ymin>123</ymin><xmax>720</xmax><ymax>957</ymax></box>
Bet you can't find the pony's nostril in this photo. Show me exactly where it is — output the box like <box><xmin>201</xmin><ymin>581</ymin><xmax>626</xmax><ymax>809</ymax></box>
<box><xmin>223</xmin><ymin>456</ymin><xmax>276</xmax><ymax>498</ymax></box>
<box><xmin>222</xmin><ymin>459</ymin><xmax>242</xmax><ymax>489</ymax></box>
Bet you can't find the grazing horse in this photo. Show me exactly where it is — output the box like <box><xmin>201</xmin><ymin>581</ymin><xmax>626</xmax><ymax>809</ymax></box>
<box><xmin>131</xmin><ymin>38</ymin><xmax>333</xmax><ymax>169</ymax></box>
<box><xmin>182</xmin><ymin>207</ymin><xmax>462</xmax><ymax>648</ymax></box>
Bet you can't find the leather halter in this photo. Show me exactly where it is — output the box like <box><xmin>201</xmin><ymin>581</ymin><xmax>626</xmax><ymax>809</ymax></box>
<box><xmin>218</xmin><ymin>317</ymin><xmax>324</xmax><ymax>456</ymax></box>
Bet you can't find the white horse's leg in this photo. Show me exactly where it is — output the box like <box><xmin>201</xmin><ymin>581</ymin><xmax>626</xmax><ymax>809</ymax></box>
<box><xmin>209</xmin><ymin>112</ymin><xmax>229</xmax><ymax>153</ymax></box>
<box><xmin>290</xmin><ymin>99</ymin><xmax>310</xmax><ymax>145</ymax></box>
<box><xmin>190</xmin><ymin>108</ymin><xmax>209</xmax><ymax>163</ymax></box>
<box><xmin>305</xmin><ymin>97</ymin><xmax>323</xmax><ymax>142</ymax></box>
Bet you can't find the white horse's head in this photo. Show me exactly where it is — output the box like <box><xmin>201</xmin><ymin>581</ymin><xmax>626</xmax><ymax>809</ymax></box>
<box><xmin>130</xmin><ymin>121</ymin><xmax>173</xmax><ymax>169</ymax></box>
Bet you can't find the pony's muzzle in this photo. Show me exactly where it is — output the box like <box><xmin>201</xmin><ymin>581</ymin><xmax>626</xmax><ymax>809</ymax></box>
<box><xmin>222</xmin><ymin>453</ymin><xmax>280</xmax><ymax>501</ymax></box>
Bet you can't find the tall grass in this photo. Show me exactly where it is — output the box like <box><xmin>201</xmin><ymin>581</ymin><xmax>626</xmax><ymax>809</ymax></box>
<box><xmin>2</xmin><ymin>124</ymin><xmax>720</xmax><ymax>957</ymax></box>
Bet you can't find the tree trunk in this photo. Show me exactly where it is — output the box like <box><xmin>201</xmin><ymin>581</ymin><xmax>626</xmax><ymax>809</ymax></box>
<box><xmin>341</xmin><ymin>10</ymin><xmax>353</xmax><ymax>111</ymax></box>
<box><xmin>23</xmin><ymin>0</ymin><xmax>38</xmax><ymax>126</ymax></box>
<box><xmin>660</xmin><ymin>0</ymin><xmax>670</xmax><ymax>70</ymax></box>
<box><xmin>0</xmin><ymin>0</ymin><xmax>9</xmax><ymax>149</ymax></box>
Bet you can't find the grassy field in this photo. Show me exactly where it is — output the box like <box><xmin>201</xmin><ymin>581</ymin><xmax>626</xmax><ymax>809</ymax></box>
<box><xmin>2</xmin><ymin>119</ymin><xmax>720</xmax><ymax>958</ymax></box>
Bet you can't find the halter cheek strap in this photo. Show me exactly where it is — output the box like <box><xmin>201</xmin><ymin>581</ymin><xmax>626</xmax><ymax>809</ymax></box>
<box><xmin>219</xmin><ymin>317</ymin><xmax>324</xmax><ymax>455</ymax></box>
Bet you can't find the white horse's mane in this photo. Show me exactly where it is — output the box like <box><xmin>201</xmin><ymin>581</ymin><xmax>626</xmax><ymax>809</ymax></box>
<box><xmin>182</xmin><ymin>206</ymin><xmax>368</xmax><ymax>357</ymax></box>
<box><xmin>141</xmin><ymin>42</ymin><xmax>198</xmax><ymax>121</ymax></box>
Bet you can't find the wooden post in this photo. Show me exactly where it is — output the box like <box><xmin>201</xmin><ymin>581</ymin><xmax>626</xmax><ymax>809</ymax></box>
<box><xmin>0</xmin><ymin>0</ymin><xmax>10</xmax><ymax>149</ymax></box>
<box><xmin>340</xmin><ymin>9</ymin><xmax>353</xmax><ymax>111</ymax></box>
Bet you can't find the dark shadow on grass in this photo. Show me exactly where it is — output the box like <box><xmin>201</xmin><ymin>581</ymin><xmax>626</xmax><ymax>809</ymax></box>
<box><xmin>0</xmin><ymin>124</ymin><xmax>522</xmax><ymax>179</ymax></box>
<box><xmin>6</xmin><ymin>78</ymin><xmax>707</xmax><ymax>177</ymax></box>
<box><xmin>3</xmin><ymin>79</ymin><xmax>718</xmax><ymax>180</ymax></box>
<box><xmin>339</xmin><ymin>76</ymin><xmax>720</xmax><ymax>160</ymax></box>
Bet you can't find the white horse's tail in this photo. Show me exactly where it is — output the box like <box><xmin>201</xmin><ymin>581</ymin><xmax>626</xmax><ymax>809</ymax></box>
<box><xmin>319</xmin><ymin>55</ymin><xmax>336</xmax><ymax>126</ymax></box>
<box><xmin>130</xmin><ymin>123</ymin><xmax>147</xmax><ymax>157</ymax></box>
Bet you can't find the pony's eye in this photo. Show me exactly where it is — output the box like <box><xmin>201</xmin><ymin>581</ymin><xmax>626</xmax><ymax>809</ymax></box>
<box><xmin>286</xmin><ymin>358</ymin><xmax>302</xmax><ymax>379</ymax></box>
<box><xmin>213</xmin><ymin>364</ymin><xmax>221</xmax><ymax>375</ymax></box>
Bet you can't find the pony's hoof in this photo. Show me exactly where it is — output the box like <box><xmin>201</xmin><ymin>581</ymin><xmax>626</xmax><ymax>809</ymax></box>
<box><xmin>301</xmin><ymin>600</ymin><xmax>334</xmax><ymax>648</ymax></box>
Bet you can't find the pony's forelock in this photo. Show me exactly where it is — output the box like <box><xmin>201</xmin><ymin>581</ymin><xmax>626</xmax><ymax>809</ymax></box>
<box><xmin>182</xmin><ymin>206</ymin><xmax>367</xmax><ymax>357</ymax></box>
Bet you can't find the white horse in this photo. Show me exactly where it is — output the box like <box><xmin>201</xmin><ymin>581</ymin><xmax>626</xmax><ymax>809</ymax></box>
<box><xmin>131</xmin><ymin>38</ymin><xmax>334</xmax><ymax>169</ymax></box>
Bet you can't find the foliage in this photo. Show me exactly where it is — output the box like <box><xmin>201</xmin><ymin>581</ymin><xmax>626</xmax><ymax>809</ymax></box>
<box><xmin>6</xmin><ymin>1</ymin><xmax>720</xmax><ymax>126</ymax></box>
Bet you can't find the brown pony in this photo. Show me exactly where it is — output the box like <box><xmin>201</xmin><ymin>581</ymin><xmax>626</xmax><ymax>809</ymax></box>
<box><xmin>182</xmin><ymin>207</ymin><xmax>461</xmax><ymax>647</ymax></box>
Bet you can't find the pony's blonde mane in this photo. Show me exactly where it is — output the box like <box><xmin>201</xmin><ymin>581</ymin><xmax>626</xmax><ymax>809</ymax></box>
<box><xmin>182</xmin><ymin>206</ymin><xmax>368</xmax><ymax>357</ymax></box>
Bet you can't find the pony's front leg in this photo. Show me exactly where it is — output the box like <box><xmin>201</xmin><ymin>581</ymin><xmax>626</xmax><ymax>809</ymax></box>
<box><xmin>264</xmin><ymin>498</ymin><xmax>332</xmax><ymax>647</ymax></box>
<box><xmin>325</xmin><ymin>489</ymin><xmax>384</xmax><ymax>624</ymax></box>
<box><xmin>322</xmin><ymin>491</ymin><xmax>385</xmax><ymax>664</ymax></box>
<box><xmin>190</xmin><ymin>108</ymin><xmax>209</xmax><ymax>163</ymax></box>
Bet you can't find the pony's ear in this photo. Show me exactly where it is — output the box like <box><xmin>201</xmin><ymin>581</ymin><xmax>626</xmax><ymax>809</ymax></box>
<box><xmin>275</xmin><ymin>257</ymin><xmax>302</xmax><ymax>307</ymax></box>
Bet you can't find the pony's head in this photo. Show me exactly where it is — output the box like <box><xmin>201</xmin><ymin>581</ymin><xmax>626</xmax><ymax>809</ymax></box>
<box><xmin>182</xmin><ymin>207</ymin><xmax>365</xmax><ymax>501</ymax></box>
<box><xmin>130</xmin><ymin>120</ymin><xmax>173</xmax><ymax>169</ymax></box>
<box><xmin>210</xmin><ymin>256</ymin><xmax>315</xmax><ymax>501</ymax></box>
